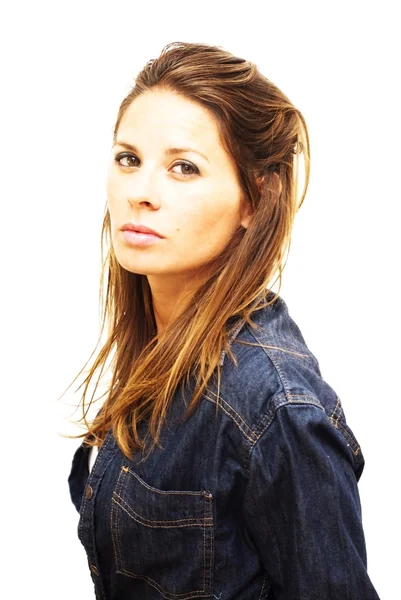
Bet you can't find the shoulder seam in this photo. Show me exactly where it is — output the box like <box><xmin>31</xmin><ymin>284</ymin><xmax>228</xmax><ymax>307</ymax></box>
<box><xmin>250</xmin><ymin>393</ymin><xmax>325</xmax><ymax>446</ymax></box>
<box><xmin>203</xmin><ymin>393</ymin><xmax>257</xmax><ymax>444</ymax></box>
<box><xmin>328</xmin><ymin>396</ymin><xmax>362</xmax><ymax>458</ymax></box>
<box><xmin>204</xmin><ymin>391</ymin><xmax>326</xmax><ymax>473</ymax></box>
<box><xmin>246</xmin><ymin>324</ymin><xmax>311</xmax><ymax>402</ymax></box>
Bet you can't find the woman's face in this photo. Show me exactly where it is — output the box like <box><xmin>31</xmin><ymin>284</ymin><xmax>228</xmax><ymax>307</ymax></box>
<box><xmin>107</xmin><ymin>89</ymin><xmax>252</xmax><ymax>283</ymax></box>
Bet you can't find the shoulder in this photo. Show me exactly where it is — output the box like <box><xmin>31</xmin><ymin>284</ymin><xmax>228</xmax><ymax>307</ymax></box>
<box><xmin>209</xmin><ymin>292</ymin><xmax>363</xmax><ymax>475</ymax></box>
<box><xmin>218</xmin><ymin>292</ymin><xmax>330</xmax><ymax>418</ymax></box>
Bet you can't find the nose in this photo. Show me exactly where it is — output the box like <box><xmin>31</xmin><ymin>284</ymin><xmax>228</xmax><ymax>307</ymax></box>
<box><xmin>127</xmin><ymin>168</ymin><xmax>161</xmax><ymax>210</ymax></box>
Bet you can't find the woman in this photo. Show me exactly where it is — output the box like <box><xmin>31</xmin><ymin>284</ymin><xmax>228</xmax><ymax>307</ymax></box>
<box><xmin>68</xmin><ymin>41</ymin><xmax>380</xmax><ymax>599</ymax></box>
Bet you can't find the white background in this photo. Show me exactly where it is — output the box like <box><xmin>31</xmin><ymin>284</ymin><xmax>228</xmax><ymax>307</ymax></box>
<box><xmin>1</xmin><ymin>1</ymin><xmax>399</xmax><ymax>598</ymax></box>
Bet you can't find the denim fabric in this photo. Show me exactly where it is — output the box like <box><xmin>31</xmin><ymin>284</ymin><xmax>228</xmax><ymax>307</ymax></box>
<box><xmin>68</xmin><ymin>292</ymin><xmax>380</xmax><ymax>599</ymax></box>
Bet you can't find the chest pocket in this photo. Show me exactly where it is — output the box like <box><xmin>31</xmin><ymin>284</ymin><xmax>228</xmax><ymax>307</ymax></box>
<box><xmin>111</xmin><ymin>465</ymin><xmax>214</xmax><ymax>599</ymax></box>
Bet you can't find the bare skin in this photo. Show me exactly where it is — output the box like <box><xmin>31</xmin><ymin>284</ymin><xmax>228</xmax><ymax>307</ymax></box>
<box><xmin>107</xmin><ymin>89</ymin><xmax>253</xmax><ymax>335</ymax></box>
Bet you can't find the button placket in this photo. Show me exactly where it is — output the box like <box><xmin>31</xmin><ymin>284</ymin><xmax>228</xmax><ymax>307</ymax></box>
<box><xmin>78</xmin><ymin>431</ymin><xmax>118</xmax><ymax>600</ymax></box>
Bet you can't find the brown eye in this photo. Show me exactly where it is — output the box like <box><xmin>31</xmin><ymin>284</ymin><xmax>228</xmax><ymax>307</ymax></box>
<box><xmin>115</xmin><ymin>153</ymin><xmax>139</xmax><ymax>167</ymax></box>
<box><xmin>171</xmin><ymin>162</ymin><xmax>199</xmax><ymax>176</ymax></box>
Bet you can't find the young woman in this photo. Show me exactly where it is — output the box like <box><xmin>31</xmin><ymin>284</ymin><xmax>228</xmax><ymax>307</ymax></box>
<box><xmin>68</xmin><ymin>42</ymin><xmax>380</xmax><ymax>599</ymax></box>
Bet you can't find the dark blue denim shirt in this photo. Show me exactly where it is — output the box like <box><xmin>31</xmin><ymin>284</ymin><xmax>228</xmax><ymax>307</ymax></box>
<box><xmin>68</xmin><ymin>293</ymin><xmax>380</xmax><ymax>599</ymax></box>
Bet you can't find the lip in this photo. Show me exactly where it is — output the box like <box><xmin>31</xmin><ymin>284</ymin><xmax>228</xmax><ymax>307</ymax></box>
<box><xmin>121</xmin><ymin>223</ymin><xmax>164</xmax><ymax>238</ymax></box>
<box><xmin>121</xmin><ymin>230</ymin><xmax>163</xmax><ymax>247</ymax></box>
<box><xmin>120</xmin><ymin>223</ymin><xmax>164</xmax><ymax>248</ymax></box>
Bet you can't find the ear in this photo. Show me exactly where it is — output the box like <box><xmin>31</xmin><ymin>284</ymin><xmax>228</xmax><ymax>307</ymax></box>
<box><xmin>271</xmin><ymin>172</ymin><xmax>282</xmax><ymax>195</ymax></box>
<box><xmin>240</xmin><ymin>173</ymin><xmax>282</xmax><ymax>229</ymax></box>
<box><xmin>257</xmin><ymin>172</ymin><xmax>282</xmax><ymax>196</ymax></box>
<box><xmin>240</xmin><ymin>198</ymin><xmax>254</xmax><ymax>229</ymax></box>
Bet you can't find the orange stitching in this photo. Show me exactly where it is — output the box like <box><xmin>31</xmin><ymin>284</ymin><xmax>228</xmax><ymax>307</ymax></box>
<box><xmin>252</xmin><ymin>395</ymin><xmax>324</xmax><ymax>446</ymax></box>
<box><xmin>331</xmin><ymin>397</ymin><xmax>341</xmax><ymax>423</ymax></box>
<box><xmin>111</xmin><ymin>465</ymin><xmax>125</xmax><ymax>569</ymax></box>
<box><xmin>205</xmin><ymin>395</ymin><xmax>256</xmax><ymax>444</ymax></box>
<box><xmin>112</xmin><ymin>497</ymin><xmax>213</xmax><ymax>529</ymax></box>
<box><xmin>218</xmin><ymin>395</ymin><xmax>252</xmax><ymax>432</ymax></box>
<box><xmin>117</xmin><ymin>569</ymin><xmax>209</xmax><ymax>599</ymax></box>
<box><xmin>114</xmin><ymin>491</ymin><xmax>213</xmax><ymax>524</ymax></box>
<box><xmin>208</xmin><ymin>496</ymin><xmax>214</xmax><ymax>593</ymax></box>
<box><xmin>124</xmin><ymin>468</ymin><xmax>210</xmax><ymax>496</ymax></box>
<box><xmin>203</xmin><ymin>502</ymin><xmax>206</xmax><ymax>590</ymax></box>
<box><xmin>112</xmin><ymin>467</ymin><xmax>214</xmax><ymax>598</ymax></box>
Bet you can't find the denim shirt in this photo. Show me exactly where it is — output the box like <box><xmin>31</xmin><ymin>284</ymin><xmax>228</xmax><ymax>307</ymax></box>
<box><xmin>68</xmin><ymin>293</ymin><xmax>380</xmax><ymax>599</ymax></box>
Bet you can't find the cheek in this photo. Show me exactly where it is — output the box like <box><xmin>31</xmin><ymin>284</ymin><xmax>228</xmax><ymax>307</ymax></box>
<box><xmin>177</xmin><ymin>197</ymin><xmax>241</xmax><ymax>249</ymax></box>
<box><xmin>106</xmin><ymin>176</ymin><xmax>124</xmax><ymax>222</ymax></box>
<box><xmin>106</xmin><ymin>166</ymin><xmax>116</xmax><ymax>197</ymax></box>
<box><xmin>199</xmin><ymin>188</ymin><xmax>242</xmax><ymax>231</ymax></box>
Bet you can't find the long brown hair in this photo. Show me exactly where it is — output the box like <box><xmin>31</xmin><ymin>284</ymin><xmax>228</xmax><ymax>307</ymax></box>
<box><xmin>67</xmin><ymin>41</ymin><xmax>310</xmax><ymax>458</ymax></box>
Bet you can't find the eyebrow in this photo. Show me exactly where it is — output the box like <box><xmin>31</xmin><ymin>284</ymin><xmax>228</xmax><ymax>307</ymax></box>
<box><xmin>114</xmin><ymin>140</ymin><xmax>210</xmax><ymax>163</ymax></box>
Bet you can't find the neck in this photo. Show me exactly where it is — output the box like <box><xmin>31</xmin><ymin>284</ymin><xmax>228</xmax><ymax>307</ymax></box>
<box><xmin>147</xmin><ymin>273</ymin><xmax>206</xmax><ymax>336</ymax></box>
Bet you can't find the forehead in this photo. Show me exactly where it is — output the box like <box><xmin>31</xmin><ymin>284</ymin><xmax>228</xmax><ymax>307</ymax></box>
<box><xmin>117</xmin><ymin>90</ymin><xmax>223</xmax><ymax>150</ymax></box>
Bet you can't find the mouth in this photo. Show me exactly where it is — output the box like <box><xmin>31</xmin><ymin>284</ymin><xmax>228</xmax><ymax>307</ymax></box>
<box><xmin>121</xmin><ymin>223</ymin><xmax>164</xmax><ymax>238</ymax></box>
<box><xmin>120</xmin><ymin>224</ymin><xmax>164</xmax><ymax>248</ymax></box>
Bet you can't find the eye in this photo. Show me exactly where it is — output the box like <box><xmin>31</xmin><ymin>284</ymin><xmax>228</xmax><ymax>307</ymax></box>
<box><xmin>171</xmin><ymin>162</ymin><xmax>199</xmax><ymax>177</ymax></box>
<box><xmin>114</xmin><ymin>153</ymin><xmax>199</xmax><ymax>177</ymax></box>
<box><xmin>114</xmin><ymin>152</ymin><xmax>139</xmax><ymax>167</ymax></box>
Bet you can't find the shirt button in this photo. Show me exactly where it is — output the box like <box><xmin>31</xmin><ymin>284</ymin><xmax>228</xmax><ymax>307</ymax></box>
<box><xmin>85</xmin><ymin>485</ymin><xmax>93</xmax><ymax>499</ymax></box>
<box><xmin>90</xmin><ymin>564</ymin><xmax>99</xmax><ymax>576</ymax></box>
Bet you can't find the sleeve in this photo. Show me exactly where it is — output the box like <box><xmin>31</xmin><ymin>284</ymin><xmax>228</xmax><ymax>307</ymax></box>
<box><xmin>243</xmin><ymin>402</ymin><xmax>380</xmax><ymax>599</ymax></box>
<box><xmin>68</xmin><ymin>442</ymin><xmax>91</xmax><ymax>513</ymax></box>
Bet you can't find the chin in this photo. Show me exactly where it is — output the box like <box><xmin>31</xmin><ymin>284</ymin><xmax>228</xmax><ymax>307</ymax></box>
<box><xmin>116</xmin><ymin>259</ymin><xmax>169</xmax><ymax>277</ymax></box>
<box><xmin>113</xmin><ymin>250</ymin><xmax>201</xmax><ymax>279</ymax></box>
